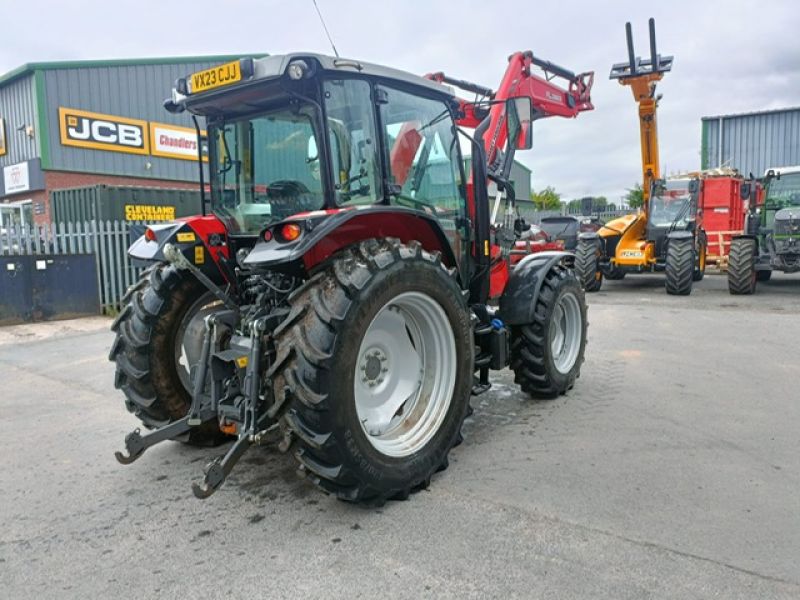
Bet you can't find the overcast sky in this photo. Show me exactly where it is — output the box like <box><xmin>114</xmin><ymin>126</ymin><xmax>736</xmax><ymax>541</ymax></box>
<box><xmin>1</xmin><ymin>0</ymin><xmax>798</xmax><ymax>203</ymax></box>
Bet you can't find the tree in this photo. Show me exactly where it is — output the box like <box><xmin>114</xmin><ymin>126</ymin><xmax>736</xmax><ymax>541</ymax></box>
<box><xmin>625</xmin><ymin>183</ymin><xmax>644</xmax><ymax>209</ymax></box>
<box><xmin>530</xmin><ymin>186</ymin><xmax>562</xmax><ymax>210</ymax></box>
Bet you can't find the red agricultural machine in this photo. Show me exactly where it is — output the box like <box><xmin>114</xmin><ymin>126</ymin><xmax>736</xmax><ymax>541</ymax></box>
<box><xmin>111</xmin><ymin>51</ymin><xmax>594</xmax><ymax>503</ymax></box>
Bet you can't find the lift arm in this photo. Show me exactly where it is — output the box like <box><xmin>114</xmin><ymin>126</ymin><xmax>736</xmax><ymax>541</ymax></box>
<box><xmin>427</xmin><ymin>51</ymin><xmax>594</xmax><ymax>178</ymax></box>
<box><xmin>610</xmin><ymin>18</ymin><xmax>673</xmax><ymax>209</ymax></box>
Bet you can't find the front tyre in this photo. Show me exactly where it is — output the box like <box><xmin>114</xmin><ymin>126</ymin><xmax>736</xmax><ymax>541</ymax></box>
<box><xmin>275</xmin><ymin>239</ymin><xmax>473</xmax><ymax>505</ymax></box>
<box><xmin>510</xmin><ymin>265</ymin><xmax>587</xmax><ymax>399</ymax></box>
<box><xmin>728</xmin><ymin>238</ymin><xmax>758</xmax><ymax>294</ymax></box>
<box><xmin>665</xmin><ymin>237</ymin><xmax>694</xmax><ymax>295</ymax></box>
<box><xmin>575</xmin><ymin>239</ymin><xmax>603</xmax><ymax>292</ymax></box>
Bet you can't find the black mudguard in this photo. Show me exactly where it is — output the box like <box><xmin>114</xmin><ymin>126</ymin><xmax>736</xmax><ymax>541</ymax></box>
<box><xmin>128</xmin><ymin>222</ymin><xmax>228</xmax><ymax>284</ymax></box>
<box><xmin>499</xmin><ymin>251</ymin><xmax>575</xmax><ymax>326</ymax></box>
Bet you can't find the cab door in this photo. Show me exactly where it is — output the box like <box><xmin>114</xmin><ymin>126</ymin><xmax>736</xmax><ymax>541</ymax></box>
<box><xmin>376</xmin><ymin>85</ymin><xmax>470</xmax><ymax>278</ymax></box>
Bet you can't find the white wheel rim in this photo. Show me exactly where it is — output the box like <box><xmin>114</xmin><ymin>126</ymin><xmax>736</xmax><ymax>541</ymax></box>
<box><xmin>550</xmin><ymin>292</ymin><xmax>582</xmax><ymax>374</ymax></box>
<box><xmin>354</xmin><ymin>291</ymin><xmax>456</xmax><ymax>458</ymax></box>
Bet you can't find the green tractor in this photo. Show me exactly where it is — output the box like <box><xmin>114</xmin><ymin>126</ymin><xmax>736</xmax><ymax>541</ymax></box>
<box><xmin>728</xmin><ymin>166</ymin><xmax>800</xmax><ymax>294</ymax></box>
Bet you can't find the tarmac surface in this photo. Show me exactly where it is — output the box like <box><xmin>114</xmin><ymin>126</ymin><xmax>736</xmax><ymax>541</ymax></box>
<box><xmin>1</xmin><ymin>273</ymin><xmax>798</xmax><ymax>599</ymax></box>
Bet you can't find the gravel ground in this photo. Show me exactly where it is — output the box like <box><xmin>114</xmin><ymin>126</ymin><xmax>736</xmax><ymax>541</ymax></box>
<box><xmin>1</xmin><ymin>272</ymin><xmax>798</xmax><ymax>599</ymax></box>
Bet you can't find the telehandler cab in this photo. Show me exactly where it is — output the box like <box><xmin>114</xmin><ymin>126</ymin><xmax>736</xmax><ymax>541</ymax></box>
<box><xmin>111</xmin><ymin>51</ymin><xmax>594</xmax><ymax>503</ymax></box>
<box><xmin>575</xmin><ymin>19</ymin><xmax>708</xmax><ymax>295</ymax></box>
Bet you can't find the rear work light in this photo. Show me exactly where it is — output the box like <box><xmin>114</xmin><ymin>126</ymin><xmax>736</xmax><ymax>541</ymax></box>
<box><xmin>281</xmin><ymin>223</ymin><xmax>302</xmax><ymax>242</ymax></box>
<box><xmin>144</xmin><ymin>228</ymin><xmax>157</xmax><ymax>242</ymax></box>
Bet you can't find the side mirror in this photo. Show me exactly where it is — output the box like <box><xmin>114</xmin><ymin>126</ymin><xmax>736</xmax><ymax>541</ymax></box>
<box><xmin>740</xmin><ymin>182</ymin><xmax>751</xmax><ymax>200</ymax></box>
<box><xmin>506</xmin><ymin>97</ymin><xmax>533</xmax><ymax>150</ymax></box>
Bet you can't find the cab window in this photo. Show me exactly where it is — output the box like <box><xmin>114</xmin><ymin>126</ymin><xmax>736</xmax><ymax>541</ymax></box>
<box><xmin>323</xmin><ymin>79</ymin><xmax>381</xmax><ymax>205</ymax></box>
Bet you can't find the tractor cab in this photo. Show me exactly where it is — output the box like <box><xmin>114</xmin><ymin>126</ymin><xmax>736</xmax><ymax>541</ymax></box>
<box><xmin>646</xmin><ymin>177</ymin><xmax>700</xmax><ymax>260</ymax></box>
<box><xmin>762</xmin><ymin>167</ymin><xmax>800</xmax><ymax>230</ymax></box>
<box><xmin>163</xmin><ymin>54</ymin><xmax>502</xmax><ymax>280</ymax></box>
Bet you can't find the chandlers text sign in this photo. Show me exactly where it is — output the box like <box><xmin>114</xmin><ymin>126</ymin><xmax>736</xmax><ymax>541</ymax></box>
<box><xmin>59</xmin><ymin>108</ymin><xmax>149</xmax><ymax>155</ymax></box>
<box><xmin>149</xmin><ymin>122</ymin><xmax>207</xmax><ymax>162</ymax></box>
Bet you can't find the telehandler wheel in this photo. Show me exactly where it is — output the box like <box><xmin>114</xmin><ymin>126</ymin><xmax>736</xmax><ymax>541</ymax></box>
<box><xmin>665</xmin><ymin>237</ymin><xmax>694</xmax><ymax>295</ymax></box>
<box><xmin>602</xmin><ymin>263</ymin><xmax>626</xmax><ymax>280</ymax></box>
<box><xmin>109</xmin><ymin>263</ymin><xmax>225</xmax><ymax>445</ymax></box>
<box><xmin>693</xmin><ymin>243</ymin><xmax>707</xmax><ymax>282</ymax></box>
<box><xmin>510</xmin><ymin>265</ymin><xmax>587</xmax><ymax>399</ymax></box>
<box><xmin>274</xmin><ymin>239</ymin><xmax>473</xmax><ymax>505</ymax></box>
<box><xmin>575</xmin><ymin>239</ymin><xmax>603</xmax><ymax>292</ymax></box>
<box><xmin>727</xmin><ymin>238</ymin><xmax>758</xmax><ymax>295</ymax></box>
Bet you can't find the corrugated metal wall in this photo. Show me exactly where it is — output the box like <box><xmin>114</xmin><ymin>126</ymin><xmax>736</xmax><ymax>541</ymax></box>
<box><xmin>702</xmin><ymin>108</ymin><xmax>800</xmax><ymax>176</ymax></box>
<box><xmin>41</xmin><ymin>61</ymin><xmax>235</xmax><ymax>182</ymax></box>
<box><xmin>0</xmin><ymin>74</ymin><xmax>38</xmax><ymax>167</ymax></box>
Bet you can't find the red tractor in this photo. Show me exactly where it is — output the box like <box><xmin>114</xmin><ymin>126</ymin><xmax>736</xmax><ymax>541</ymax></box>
<box><xmin>111</xmin><ymin>51</ymin><xmax>594</xmax><ymax>503</ymax></box>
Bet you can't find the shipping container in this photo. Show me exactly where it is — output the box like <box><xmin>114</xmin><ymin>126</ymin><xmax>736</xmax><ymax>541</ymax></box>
<box><xmin>51</xmin><ymin>185</ymin><xmax>202</xmax><ymax>223</ymax></box>
<box><xmin>701</xmin><ymin>107</ymin><xmax>800</xmax><ymax>176</ymax></box>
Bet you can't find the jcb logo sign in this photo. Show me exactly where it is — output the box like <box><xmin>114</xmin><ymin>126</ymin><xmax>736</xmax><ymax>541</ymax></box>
<box><xmin>59</xmin><ymin>108</ymin><xmax>149</xmax><ymax>155</ymax></box>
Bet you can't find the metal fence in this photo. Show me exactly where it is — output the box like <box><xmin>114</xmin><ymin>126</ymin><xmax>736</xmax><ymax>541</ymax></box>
<box><xmin>517</xmin><ymin>206</ymin><xmax>634</xmax><ymax>223</ymax></box>
<box><xmin>1</xmin><ymin>221</ymin><xmax>143</xmax><ymax>313</ymax></box>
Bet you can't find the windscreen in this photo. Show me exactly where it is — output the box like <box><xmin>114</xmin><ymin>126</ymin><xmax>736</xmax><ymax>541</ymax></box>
<box><xmin>649</xmin><ymin>180</ymin><xmax>692</xmax><ymax>228</ymax></box>
<box><xmin>765</xmin><ymin>172</ymin><xmax>800</xmax><ymax>209</ymax></box>
<box><xmin>208</xmin><ymin>104</ymin><xmax>324</xmax><ymax>234</ymax></box>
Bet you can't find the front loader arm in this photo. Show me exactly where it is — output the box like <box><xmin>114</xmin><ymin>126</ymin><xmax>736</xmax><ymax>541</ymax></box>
<box><xmin>428</xmin><ymin>51</ymin><xmax>593</xmax><ymax>170</ymax></box>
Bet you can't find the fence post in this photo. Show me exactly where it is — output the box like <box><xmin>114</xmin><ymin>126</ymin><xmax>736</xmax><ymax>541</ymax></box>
<box><xmin>91</xmin><ymin>220</ymin><xmax>104</xmax><ymax>312</ymax></box>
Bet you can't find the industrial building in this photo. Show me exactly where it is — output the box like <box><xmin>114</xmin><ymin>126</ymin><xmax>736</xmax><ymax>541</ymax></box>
<box><xmin>701</xmin><ymin>106</ymin><xmax>800</xmax><ymax>176</ymax></box>
<box><xmin>0</xmin><ymin>54</ymin><xmax>261</xmax><ymax>228</ymax></box>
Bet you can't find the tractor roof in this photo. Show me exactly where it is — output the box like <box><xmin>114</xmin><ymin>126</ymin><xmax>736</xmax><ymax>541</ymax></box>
<box><xmin>766</xmin><ymin>165</ymin><xmax>800</xmax><ymax>177</ymax></box>
<box><xmin>172</xmin><ymin>52</ymin><xmax>453</xmax><ymax>115</ymax></box>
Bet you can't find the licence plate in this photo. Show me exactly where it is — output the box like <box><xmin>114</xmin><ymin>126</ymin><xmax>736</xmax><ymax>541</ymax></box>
<box><xmin>621</xmin><ymin>250</ymin><xmax>643</xmax><ymax>258</ymax></box>
<box><xmin>190</xmin><ymin>60</ymin><xmax>242</xmax><ymax>93</ymax></box>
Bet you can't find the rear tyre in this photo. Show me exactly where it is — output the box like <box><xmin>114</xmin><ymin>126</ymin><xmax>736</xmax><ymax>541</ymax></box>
<box><xmin>665</xmin><ymin>238</ymin><xmax>694</xmax><ymax>295</ymax></box>
<box><xmin>602</xmin><ymin>263</ymin><xmax>626</xmax><ymax>280</ymax></box>
<box><xmin>575</xmin><ymin>239</ymin><xmax>603</xmax><ymax>292</ymax></box>
<box><xmin>510</xmin><ymin>265</ymin><xmax>587</xmax><ymax>399</ymax></box>
<box><xmin>756</xmin><ymin>269</ymin><xmax>772</xmax><ymax>282</ymax></box>
<box><xmin>728</xmin><ymin>238</ymin><xmax>758</xmax><ymax>295</ymax></box>
<box><xmin>109</xmin><ymin>263</ymin><xmax>224</xmax><ymax>444</ymax></box>
<box><xmin>693</xmin><ymin>242</ymin><xmax>707</xmax><ymax>282</ymax></box>
<box><xmin>273</xmin><ymin>239</ymin><xmax>473</xmax><ymax>505</ymax></box>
